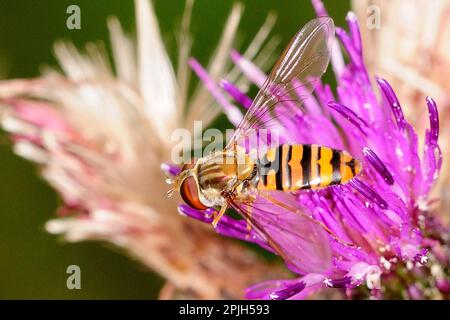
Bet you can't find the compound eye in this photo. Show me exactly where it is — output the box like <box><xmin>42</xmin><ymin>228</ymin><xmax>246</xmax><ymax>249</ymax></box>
<box><xmin>180</xmin><ymin>176</ymin><xmax>208</xmax><ymax>210</ymax></box>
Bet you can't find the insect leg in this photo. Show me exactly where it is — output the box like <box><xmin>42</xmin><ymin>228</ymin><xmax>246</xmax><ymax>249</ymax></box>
<box><xmin>233</xmin><ymin>193</ymin><xmax>256</xmax><ymax>232</ymax></box>
<box><xmin>212</xmin><ymin>203</ymin><xmax>228</xmax><ymax>228</ymax></box>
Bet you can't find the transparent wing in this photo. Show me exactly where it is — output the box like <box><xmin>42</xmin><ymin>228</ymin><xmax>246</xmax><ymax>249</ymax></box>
<box><xmin>223</xmin><ymin>18</ymin><xmax>335</xmax><ymax>273</ymax></box>
<box><xmin>229</xmin><ymin>190</ymin><xmax>332</xmax><ymax>274</ymax></box>
<box><xmin>227</xmin><ymin>17</ymin><xmax>334</xmax><ymax>148</ymax></box>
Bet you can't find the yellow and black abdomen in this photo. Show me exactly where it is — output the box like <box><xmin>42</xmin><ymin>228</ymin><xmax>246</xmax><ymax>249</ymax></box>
<box><xmin>257</xmin><ymin>144</ymin><xmax>361</xmax><ymax>191</ymax></box>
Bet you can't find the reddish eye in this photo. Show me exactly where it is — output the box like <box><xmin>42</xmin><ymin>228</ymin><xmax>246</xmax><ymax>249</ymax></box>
<box><xmin>180</xmin><ymin>176</ymin><xmax>208</xmax><ymax>210</ymax></box>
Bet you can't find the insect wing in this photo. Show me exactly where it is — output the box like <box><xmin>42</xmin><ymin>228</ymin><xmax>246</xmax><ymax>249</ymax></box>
<box><xmin>229</xmin><ymin>190</ymin><xmax>332</xmax><ymax>274</ymax></box>
<box><xmin>223</xmin><ymin>18</ymin><xmax>335</xmax><ymax>274</ymax></box>
<box><xmin>227</xmin><ymin>17</ymin><xmax>334</xmax><ymax>149</ymax></box>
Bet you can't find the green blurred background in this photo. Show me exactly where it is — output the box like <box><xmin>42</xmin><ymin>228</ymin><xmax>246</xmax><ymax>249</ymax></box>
<box><xmin>0</xmin><ymin>0</ymin><xmax>349</xmax><ymax>299</ymax></box>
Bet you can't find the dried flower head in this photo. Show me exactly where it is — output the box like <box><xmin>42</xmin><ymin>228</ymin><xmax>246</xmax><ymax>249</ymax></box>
<box><xmin>0</xmin><ymin>0</ymin><xmax>284</xmax><ymax>299</ymax></box>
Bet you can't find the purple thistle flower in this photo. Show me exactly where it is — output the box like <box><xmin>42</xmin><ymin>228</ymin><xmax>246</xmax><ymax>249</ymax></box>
<box><xmin>174</xmin><ymin>1</ymin><xmax>448</xmax><ymax>300</ymax></box>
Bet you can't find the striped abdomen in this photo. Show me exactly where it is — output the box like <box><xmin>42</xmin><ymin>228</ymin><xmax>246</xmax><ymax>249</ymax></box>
<box><xmin>257</xmin><ymin>144</ymin><xmax>361</xmax><ymax>191</ymax></box>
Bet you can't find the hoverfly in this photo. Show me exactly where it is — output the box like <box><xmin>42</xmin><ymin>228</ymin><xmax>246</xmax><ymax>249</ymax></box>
<box><xmin>170</xmin><ymin>17</ymin><xmax>361</xmax><ymax>274</ymax></box>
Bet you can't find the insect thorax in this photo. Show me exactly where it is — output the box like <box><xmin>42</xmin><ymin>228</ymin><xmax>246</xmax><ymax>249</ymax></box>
<box><xmin>197</xmin><ymin>150</ymin><xmax>256</xmax><ymax>206</ymax></box>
